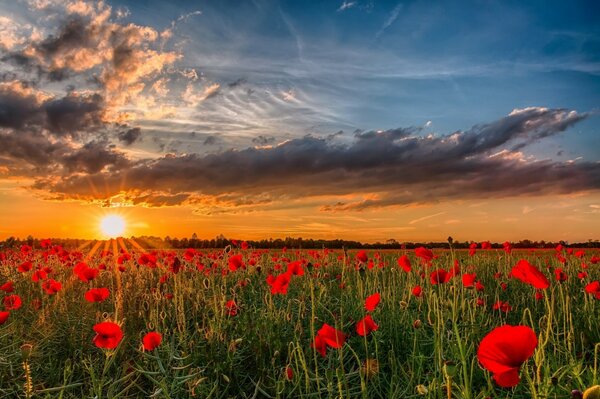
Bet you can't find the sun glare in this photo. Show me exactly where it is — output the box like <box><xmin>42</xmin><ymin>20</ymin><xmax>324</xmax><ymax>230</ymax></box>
<box><xmin>100</xmin><ymin>215</ymin><xmax>126</xmax><ymax>238</ymax></box>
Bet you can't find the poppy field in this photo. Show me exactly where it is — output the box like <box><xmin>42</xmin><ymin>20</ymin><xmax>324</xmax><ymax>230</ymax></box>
<box><xmin>0</xmin><ymin>241</ymin><xmax>599</xmax><ymax>398</ymax></box>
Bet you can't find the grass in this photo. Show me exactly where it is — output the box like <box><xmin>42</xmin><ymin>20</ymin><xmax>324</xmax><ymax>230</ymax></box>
<box><xmin>0</xmin><ymin>245</ymin><xmax>598</xmax><ymax>398</ymax></box>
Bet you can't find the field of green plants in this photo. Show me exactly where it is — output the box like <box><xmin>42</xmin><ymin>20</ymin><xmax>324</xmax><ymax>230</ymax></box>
<box><xmin>0</xmin><ymin>241</ymin><xmax>599</xmax><ymax>398</ymax></box>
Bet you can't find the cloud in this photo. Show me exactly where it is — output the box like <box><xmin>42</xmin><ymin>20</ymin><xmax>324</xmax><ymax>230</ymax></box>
<box><xmin>376</xmin><ymin>2</ymin><xmax>403</xmax><ymax>38</ymax></box>
<box><xmin>337</xmin><ymin>1</ymin><xmax>357</xmax><ymax>12</ymax></box>
<box><xmin>30</xmin><ymin>107</ymin><xmax>598</xmax><ymax>213</ymax></box>
<box><xmin>0</xmin><ymin>81</ymin><xmax>105</xmax><ymax>138</ymax></box>
<box><xmin>118</xmin><ymin>127</ymin><xmax>142</xmax><ymax>145</ymax></box>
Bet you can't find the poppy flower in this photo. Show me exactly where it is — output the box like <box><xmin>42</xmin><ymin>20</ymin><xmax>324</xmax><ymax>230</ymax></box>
<box><xmin>356</xmin><ymin>315</ymin><xmax>379</xmax><ymax>336</ymax></box>
<box><xmin>356</xmin><ymin>250</ymin><xmax>368</xmax><ymax>263</ymax></box>
<box><xmin>0</xmin><ymin>311</ymin><xmax>9</xmax><ymax>325</ymax></box>
<box><xmin>268</xmin><ymin>272</ymin><xmax>291</xmax><ymax>295</ymax></box>
<box><xmin>138</xmin><ymin>253</ymin><xmax>158</xmax><ymax>268</ymax></box>
<box><xmin>412</xmin><ymin>285</ymin><xmax>423</xmax><ymax>297</ymax></box>
<box><xmin>3</xmin><ymin>295</ymin><xmax>22</xmax><ymax>310</ymax></box>
<box><xmin>462</xmin><ymin>273</ymin><xmax>477</xmax><ymax>288</ymax></box>
<box><xmin>93</xmin><ymin>322</ymin><xmax>123</xmax><ymax>349</ymax></box>
<box><xmin>430</xmin><ymin>269</ymin><xmax>453</xmax><ymax>285</ymax></box>
<box><xmin>365</xmin><ymin>293</ymin><xmax>380</xmax><ymax>312</ymax></box>
<box><xmin>142</xmin><ymin>331</ymin><xmax>162</xmax><ymax>351</ymax></box>
<box><xmin>85</xmin><ymin>288</ymin><xmax>110</xmax><ymax>303</ymax></box>
<box><xmin>311</xmin><ymin>335</ymin><xmax>327</xmax><ymax>357</ymax></box>
<box><xmin>0</xmin><ymin>281</ymin><xmax>14</xmax><ymax>293</ymax></box>
<box><xmin>415</xmin><ymin>247</ymin><xmax>433</xmax><ymax>262</ymax></box>
<box><xmin>312</xmin><ymin>323</ymin><xmax>346</xmax><ymax>357</ymax></box>
<box><xmin>286</xmin><ymin>261</ymin><xmax>304</xmax><ymax>276</ymax></box>
<box><xmin>285</xmin><ymin>366</ymin><xmax>294</xmax><ymax>381</ymax></box>
<box><xmin>18</xmin><ymin>261</ymin><xmax>32</xmax><ymax>273</ymax></box>
<box><xmin>228</xmin><ymin>254</ymin><xmax>244</xmax><ymax>271</ymax></box>
<box><xmin>475</xmin><ymin>281</ymin><xmax>485</xmax><ymax>292</ymax></box>
<box><xmin>585</xmin><ymin>281</ymin><xmax>600</xmax><ymax>299</ymax></box>
<box><xmin>225</xmin><ymin>299</ymin><xmax>238</xmax><ymax>316</ymax></box>
<box><xmin>469</xmin><ymin>243</ymin><xmax>477</xmax><ymax>256</ymax></box>
<box><xmin>493</xmin><ymin>301</ymin><xmax>512</xmax><ymax>313</ymax></box>
<box><xmin>397</xmin><ymin>255</ymin><xmax>411</xmax><ymax>272</ymax></box>
<box><xmin>0</xmin><ymin>312</ymin><xmax>10</xmax><ymax>326</ymax></box>
<box><xmin>74</xmin><ymin>262</ymin><xmax>99</xmax><ymax>282</ymax></box>
<box><xmin>554</xmin><ymin>268</ymin><xmax>568</xmax><ymax>282</ymax></box>
<box><xmin>503</xmin><ymin>241</ymin><xmax>512</xmax><ymax>254</ymax></box>
<box><xmin>510</xmin><ymin>260</ymin><xmax>550</xmax><ymax>289</ymax></box>
<box><xmin>42</xmin><ymin>279</ymin><xmax>61</xmax><ymax>295</ymax></box>
<box><xmin>477</xmin><ymin>325</ymin><xmax>537</xmax><ymax>387</ymax></box>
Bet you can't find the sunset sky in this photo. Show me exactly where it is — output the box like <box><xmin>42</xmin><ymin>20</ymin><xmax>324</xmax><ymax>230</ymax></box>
<box><xmin>0</xmin><ymin>0</ymin><xmax>599</xmax><ymax>242</ymax></box>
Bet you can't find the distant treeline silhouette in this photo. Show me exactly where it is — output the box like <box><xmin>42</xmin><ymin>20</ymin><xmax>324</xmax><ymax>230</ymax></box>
<box><xmin>1</xmin><ymin>234</ymin><xmax>599</xmax><ymax>250</ymax></box>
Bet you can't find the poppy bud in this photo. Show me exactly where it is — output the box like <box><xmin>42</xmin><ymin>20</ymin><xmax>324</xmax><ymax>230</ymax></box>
<box><xmin>20</xmin><ymin>343</ymin><xmax>33</xmax><ymax>360</ymax></box>
<box><xmin>416</xmin><ymin>384</ymin><xmax>428</xmax><ymax>395</ymax></box>
<box><xmin>413</xmin><ymin>319</ymin><xmax>422</xmax><ymax>329</ymax></box>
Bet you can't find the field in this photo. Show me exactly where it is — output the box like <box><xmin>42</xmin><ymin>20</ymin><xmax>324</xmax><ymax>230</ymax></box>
<box><xmin>0</xmin><ymin>241</ymin><xmax>599</xmax><ymax>398</ymax></box>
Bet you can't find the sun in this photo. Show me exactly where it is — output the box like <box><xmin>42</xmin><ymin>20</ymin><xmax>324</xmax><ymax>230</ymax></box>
<box><xmin>100</xmin><ymin>215</ymin><xmax>126</xmax><ymax>238</ymax></box>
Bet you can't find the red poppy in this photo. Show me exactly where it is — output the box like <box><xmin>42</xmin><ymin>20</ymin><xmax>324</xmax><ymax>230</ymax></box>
<box><xmin>142</xmin><ymin>331</ymin><xmax>162</xmax><ymax>351</ymax></box>
<box><xmin>535</xmin><ymin>291</ymin><xmax>544</xmax><ymax>301</ymax></box>
<box><xmin>430</xmin><ymin>269</ymin><xmax>453</xmax><ymax>285</ymax></box>
<box><xmin>228</xmin><ymin>254</ymin><xmax>244</xmax><ymax>271</ymax></box>
<box><xmin>412</xmin><ymin>285</ymin><xmax>423</xmax><ymax>297</ymax></box>
<box><xmin>3</xmin><ymin>295</ymin><xmax>22</xmax><ymax>310</ymax></box>
<box><xmin>286</xmin><ymin>261</ymin><xmax>304</xmax><ymax>276</ymax></box>
<box><xmin>503</xmin><ymin>241</ymin><xmax>512</xmax><ymax>254</ymax></box>
<box><xmin>415</xmin><ymin>247</ymin><xmax>433</xmax><ymax>262</ymax></box>
<box><xmin>18</xmin><ymin>261</ymin><xmax>32</xmax><ymax>273</ymax></box>
<box><xmin>397</xmin><ymin>255</ymin><xmax>411</xmax><ymax>272</ymax></box>
<box><xmin>356</xmin><ymin>250</ymin><xmax>368</xmax><ymax>263</ymax></box>
<box><xmin>475</xmin><ymin>281</ymin><xmax>485</xmax><ymax>292</ymax></box>
<box><xmin>85</xmin><ymin>288</ymin><xmax>110</xmax><ymax>303</ymax></box>
<box><xmin>481</xmin><ymin>241</ymin><xmax>492</xmax><ymax>250</ymax></box>
<box><xmin>285</xmin><ymin>366</ymin><xmax>294</xmax><ymax>381</ymax></box>
<box><xmin>477</xmin><ymin>325</ymin><xmax>538</xmax><ymax>387</ymax></box>
<box><xmin>510</xmin><ymin>260</ymin><xmax>550</xmax><ymax>289</ymax></box>
<box><xmin>462</xmin><ymin>273</ymin><xmax>476</xmax><ymax>288</ymax></box>
<box><xmin>93</xmin><ymin>322</ymin><xmax>123</xmax><ymax>349</ymax></box>
<box><xmin>225</xmin><ymin>299</ymin><xmax>238</xmax><ymax>316</ymax></box>
<box><xmin>74</xmin><ymin>262</ymin><xmax>99</xmax><ymax>282</ymax></box>
<box><xmin>365</xmin><ymin>293</ymin><xmax>380</xmax><ymax>312</ymax></box>
<box><xmin>138</xmin><ymin>253</ymin><xmax>158</xmax><ymax>268</ymax></box>
<box><xmin>241</xmin><ymin>241</ymin><xmax>249</xmax><ymax>250</ymax></box>
<box><xmin>0</xmin><ymin>311</ymin><xmax>9</xmax><ymax>325</ymax></box>
<box><xmin>268</xmin><ymin>272</ymin><xmax>291</xmax><ymax>295</ymax></box>
<box><xmin>32</xmin><ymin>269</ymin><xmax>48</xmax><ymax>282</ymax></box>
<box><xmin>356</xmin><ymin>315</ymin><xmax>379</xmax><ymax>336</ymax></box>
<box><xmin>585</xmin><ymin>281</ymin><xmax>600</xmax><ymax>299</ymax></box>
<box><xmin>311</xmin><ymin>335</ymin><xmax>327</xmax><ymax>357</ymax></box>
<box><xmin>469</xmin><ymin>243</ymin><xmax>477</xmax><ymax>256</ymax></box>
<box><xmin>312</xmin><ymin>323</ymin><xmax>346</xmax><ymax>357</ymax></box>
<box><xmin>554</xmin><ymin>268</ymin><xmax>567</xmax><ymax>282</ymax></box>
<box><xmin>493</xmin><ymin>301</ymin><xmax>512</xmax><ymax>313</ymax></box>
<box><xmin>42</xmin><ymin>279</ymin><xmax>61</xmax><ymax>295</ymax></box>
<box><xmin>0</xmin><ymin>281</ymin><xmax>14</xmax><ymax>293</ymax></box>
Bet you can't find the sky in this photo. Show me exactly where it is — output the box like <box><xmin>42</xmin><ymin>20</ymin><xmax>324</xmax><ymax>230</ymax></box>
<box><xmin>0</xmin><ymin>0</ymin><xmax>599</xmax><ymax>243</ymax></box>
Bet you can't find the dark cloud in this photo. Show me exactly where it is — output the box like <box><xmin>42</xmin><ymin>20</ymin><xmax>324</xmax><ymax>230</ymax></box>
<box><xmin>0</xmin><ymin>82</ymin><xmax>105</xmax><ymax>138</ymax></box>
<box><xmin>251</xmin><ymin>135</ymin><xmax>275</xmax><ymax>145</ymax></box>
<box><xmin>34</xmin><ymin>107</ymin><xmax>599</xmax><ymax>210</ymax></box>
<box><xmin>60</xmin><ymin>140</ymin><xmax>130</xmax><ymax>174</ymax></box>
<box><xmin>203</xmin><ymin>135</ymin><xmax>220</xmax><ymax>145</ymax></box>
<box><xmin>43</xmin><ymin>93</ymin><xmax>104</xmax><ymax>136</ymax></box>
<box><xmin>118</xmin><ymin>127</ymin><xmax>142</xmax><ymax>145</ymax></box>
